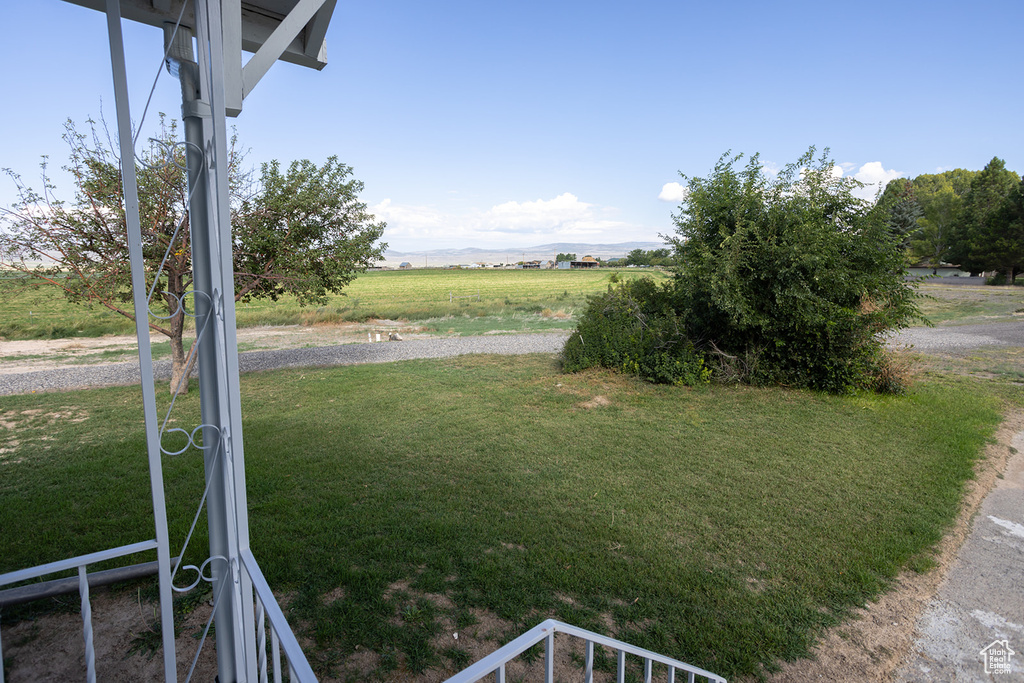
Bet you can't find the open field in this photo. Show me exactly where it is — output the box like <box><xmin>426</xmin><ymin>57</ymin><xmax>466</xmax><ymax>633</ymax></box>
<box><xmin>0</xmin><ymin>354</ymin><xmax>1005</xmax><ymax>680</ymax></box>
<box><xmin>2</xmin><ymin>271</ymin><xmax>1022</xmax><ymax>344</ymax></box>
<box><xmin>915</xmin><ymin>281</ymin><xmax>1024</xmax><ymax>326</ymax></box>
<box><xmin>0</xmin><ymin>269</ymin><xmax>668</xmax><ymax>341</ymax></box>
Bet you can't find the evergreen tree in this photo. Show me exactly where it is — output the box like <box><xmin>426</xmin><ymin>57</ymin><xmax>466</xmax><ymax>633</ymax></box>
<box><xmin>953</xmin><ymin>158</ymin><xmax>1021</xmax><ymax>280</ymax></box>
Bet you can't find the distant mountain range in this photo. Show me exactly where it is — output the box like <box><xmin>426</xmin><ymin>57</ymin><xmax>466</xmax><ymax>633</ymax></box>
<box><xmin>380</xmin><ymin>241</ymin><xmax>666</xmax><ymax>267</ymax></box>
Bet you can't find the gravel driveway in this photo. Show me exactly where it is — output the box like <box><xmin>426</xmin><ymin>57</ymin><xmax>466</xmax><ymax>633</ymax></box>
<box><xmin>891</xmin><ymin>321</ymin><xmax>1024</xmax><ymax>351</ymax></box>
<box><xmin>0</xmin><ymin>332</ymin><xmax>572</xmax><ymax>396</ymax></box>
<box><xmin>2</xmin><ymin>321</ymin><xmax>1021</xmax><ymax>397</ymax></box>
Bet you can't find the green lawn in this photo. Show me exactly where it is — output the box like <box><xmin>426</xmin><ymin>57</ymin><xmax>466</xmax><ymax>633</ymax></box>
<box><xmin>0</xmin><ymin>354</ymin><xmax>1002</xmax><ymax>680</ymax></box>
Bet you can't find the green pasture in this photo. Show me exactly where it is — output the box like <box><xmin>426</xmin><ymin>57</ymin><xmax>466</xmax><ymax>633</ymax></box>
<box><xmin>0</xmin><ymin>354</ymin><xmax>1003</xmax><ymax>680</ymax></box>
<box><xmin>0</xmin><ymin>268</ymin><xmax>666</xmax><ymax>340</ymax></box>
<box><xmin>915</xmin><ymin>281</ymin><xmax>1024</xmax><ymax>326</ymax></box>
<box><xmin>3</xmin><ymin>271</ymin><xmax>1023</xmax><ymax>342</ymax></box>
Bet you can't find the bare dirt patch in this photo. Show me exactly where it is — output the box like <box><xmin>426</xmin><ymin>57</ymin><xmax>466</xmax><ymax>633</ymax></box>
<box><xmin>4</xmin><ymin>584</ymin><xmax>650</xmax><ymax>682</ymax></box>
<box><xmin>0</xmin><ymin>321</ymin><xmax>434</xmax><ymax>375</ymax></box>
<box><xmin>1</xmin><ymin>407</ymin><xmax>89</xmax><ymax>460</ymax></box>
<box><xmin>0</xmin><ymin>588</ymin><xmax>218</xmax><ymax>683</ymax></box>
<box><xmin>578</xmin><ymin>395</ymin><xmax>612</xmax><ymax>409</ymax></box>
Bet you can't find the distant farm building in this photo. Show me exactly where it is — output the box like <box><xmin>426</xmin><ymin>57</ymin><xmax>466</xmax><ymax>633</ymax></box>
<box><xmin>558</xmin><ymin>257</ymin><xmax>599</xmax><ymax>269</ymax></box>
<box><xmin>399</xmin><ymin>262</ymin><xmax>412</xmax><ymax>269</ymax></box>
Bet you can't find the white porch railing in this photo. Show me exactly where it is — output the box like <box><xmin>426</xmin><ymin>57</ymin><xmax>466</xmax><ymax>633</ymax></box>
<box><xmin>0</xmin><ymin>547</ymin><xmax>315</xmax><ymax>683</ymax></box>
<box><xmin>444</xmin><ymin>619</ymin><xmax>726</xmax><ymax>683</ymax></box>
<box><xmin>0</xmin><ymin>542</ymin><xmax>161</xmax><ymax>683</ymax></box>
<box><xmin>241</xmin><ymin>549</ymin><xmax>317</xmax><ymax>683</ymax></box>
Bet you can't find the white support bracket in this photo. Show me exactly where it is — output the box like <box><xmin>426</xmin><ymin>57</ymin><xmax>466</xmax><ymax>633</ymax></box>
<box><xmin>238</xmin><ymin>0</ymin><xmax>333</xmax><ymax>102</ymax></box>
<box><xmin>63</xmin><ymin>0</ymin><xmax>336</xmax><ymax>117</ymax></box>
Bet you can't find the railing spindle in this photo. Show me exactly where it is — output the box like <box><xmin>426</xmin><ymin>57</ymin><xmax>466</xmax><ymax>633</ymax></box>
<box><xmin>1</xmin><ymin>614</ymin><xmax>6</xmax><ymax>683</ymax></box>
<box><xmin>644</xmin><ymin>657</ymin><xmax>652</xmax><ymax>683</ymax></box>
<box><xmin>617</xmin><ymin>649</ymin><xmax>626</xmax><ymax>683</ymax></box>
<box><xmin>545</xmin><ymin>632</ymin><xmax>554</xmax><ymax>683</ymax></box>
<box><xmin>584</xmin><ymin>640</ymin><xmax>594</xmax><ymax>683</ymax></box>
<box><xmin>667</xmin><ymin>665</ymin><xmax>676</xmax><ymax>683</ymax></box>
<box><xmin>256</xmin><ymin>595</ymin><xmax>268</xmax><ymax>683</ymax></box>
<box><xmin>78</xmin><ymin>566</ymin><xmax>97</xmax><ymax>683</ymax></box>
<box><xmin>272</xmin><ymin>626</ymin><xmax>282</xmax><ymax>683</ymax></box>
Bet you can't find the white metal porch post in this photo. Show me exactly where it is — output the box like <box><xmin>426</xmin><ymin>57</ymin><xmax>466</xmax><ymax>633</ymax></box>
<box><xmin>102</xmin><ymin>1</ymin><xmax>177</xmax><ymax>680</ymax></box>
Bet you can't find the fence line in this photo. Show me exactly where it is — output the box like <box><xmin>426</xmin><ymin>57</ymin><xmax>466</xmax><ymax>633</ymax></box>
<box><xmin>450</xmin><ymin>290</ymin><xmax>482</xmax><ymax>303</ymax></box>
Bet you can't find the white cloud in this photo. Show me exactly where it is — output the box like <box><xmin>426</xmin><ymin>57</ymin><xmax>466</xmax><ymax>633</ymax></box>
<box><xmin>658</xmin><ymin>182</ymin><xmax>688</xmax><ymax>202</ymax></box>
<box><xmin>853</xmin><ymin>161</ymin><xmax>902</xmax><ymax>188</ymax></box>
<box><xmin>483</xmin><ymin>193</ymin><xmax>595</xmax><ymax>233</ymax></box>
<box><xmin>830</xmin><ymin>162</ymin><xmax>903</xmax><ymax>200</ymax></box>
<box><xmin>371</xmin><ymin>193</ymin><xmax>653</xmax><ymax>251</ymax></box>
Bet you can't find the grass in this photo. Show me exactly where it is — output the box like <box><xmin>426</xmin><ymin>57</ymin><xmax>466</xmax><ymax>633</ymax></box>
<box><xmin>0</xmin><ymin>354</ymin><xmax>1003</xmax><ymax>679</ymax></box>
<box><xmin>915</xmin><ymin>281</ymin><xmax>1024</xmax><ymax>326</ymax></box>
<box><xmin>0</xmin><ymin>269</ymin><xmax>666</xmax><ymax>340</ymax></box>
<box><xmin>3</xmin><ymin>272</ymin><xmax>1022</xmax><ymax>343</ymax></box>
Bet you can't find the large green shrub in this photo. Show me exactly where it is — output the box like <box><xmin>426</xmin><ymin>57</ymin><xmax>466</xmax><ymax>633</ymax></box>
<box><xmin>563</xmin><ymin>149</ymin><xmax>923</xmax><ymax>394</ymax></box>
<box><xmin>668</xmin><ymin>149</ymin><xmax>923</xmax><ymax>393</ymax></box>
<box><xmin>562</xmin><ymin>278</ymin><xmax>710</xmax><ymax>386</ymax></box>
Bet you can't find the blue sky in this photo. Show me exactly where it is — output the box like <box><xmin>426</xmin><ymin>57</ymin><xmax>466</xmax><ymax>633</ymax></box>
<box><xmin>3</xmin><ymin>0</ymin><xmax>1021</xmax><ymax>252</ymax></box>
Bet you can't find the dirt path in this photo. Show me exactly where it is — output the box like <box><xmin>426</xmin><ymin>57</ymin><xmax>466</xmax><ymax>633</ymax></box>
<box><xmin>0</xmin><ymin>320</ymin><xmax>430</xmax><ymax>375</ymax></box>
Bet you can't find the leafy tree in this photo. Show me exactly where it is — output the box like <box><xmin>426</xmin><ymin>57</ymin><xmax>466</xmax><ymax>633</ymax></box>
<box><xmin>555</xmin><ymin>252</ymin><xmax>576</xmax><ymax>262</ymax></box>
<box><xmin>890</xmin><ymin>169</ymin><xmax>975</xmax><ymax>272</ymax></box>
<box><xmin>667</xmin><ymin>148</ymin><xmax>922</xmax><ymax>392</ymax></box>
<box><xmin>233</xmin><ymin>157</ymin><xmax>387</xmax><ymax>303</ymax></box>
<box><xmin>626</xmin><ymin>248</ymin><xmax>649</xmax><ymax>266</ymax></box>
<box><xmin>1</xmin><ymin>118</ymin><xmax>386</xmax><ymax>392</ymax></box>
<box><xmin>953</xmin><ymin>157</ymin><xmax>1021</xmax><ymax>282</ymax></box>
<box><xmin>999</xmin><ymin>177</ymin><xmax>1024</xmax><ymax>281</ymax></box>
<box><xmin>624</xmin><ymin>248</ymin><xmax>672</xmax><ymax>267</ymax></box>
<box><xmin>649</xmin><ymin>248</ymin><xmax>672</xmax><ymax>265</ymax></box>
<box><xmin>910</xmin><ymin>180</ymin><xmax>961</xmax><ymax>273</ymax></box>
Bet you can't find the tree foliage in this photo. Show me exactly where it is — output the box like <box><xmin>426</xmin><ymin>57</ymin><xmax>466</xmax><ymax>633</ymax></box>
<box><xmin>234</xmin><ymin>157</ymin><xmax>386</xmax><ymax>304</ymax></box>
<box><xmin>884</xmin><ymin>162</ymin><xmax>1022</xmax><ymax>281</ymax></box>
<box><xmin>875</xmin><ymin>178</ymin><xmax>921</xmax><ymax>249</ymax></box>
<box><xmin>565</xmin><ymin>149</ymin><xmax>923</xmax><ymax>394</ymax></box>
<box><xmin>905</xmin><ymin>171</ymin><xmax>975</xmax><ymax>272</ymax></box>
<box><xmin>669</xmin><ymin>149</ymin><xmax>922</xmax><ymax>392</ymax></box>
<box><xmin>625</xmin><ymin>248</ymin><xmax>672</xmax><ymax>267</ymax></box>
<box><xmin>1</xmin><ymin>118</ymin><xmax>200</xmax><ymax>388</ymax></box>
<box><xmin>561</xmin><ymin>277</ymin><xmax>709</xmax><ymax>386</ymax></box>
<box><xmin>555</xmin><ymin>252</ymin><xmax>576</xmax><ymax>262</ymax></box>
<box><xmin>952</xmin><ymin>157</ymin><xmax>1022</xmax><ymax>282</ymax></box>
<box><xmin>1</xmin><ymin>117</ymin><xmax>386</xmax><ymax>391</ymax></box>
